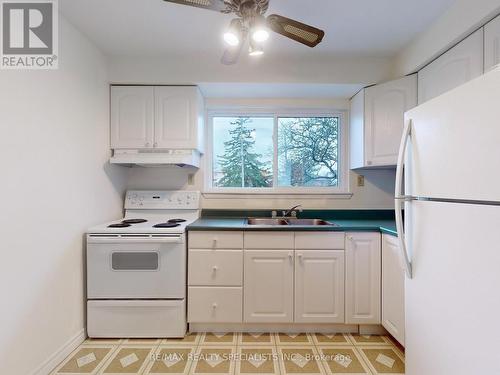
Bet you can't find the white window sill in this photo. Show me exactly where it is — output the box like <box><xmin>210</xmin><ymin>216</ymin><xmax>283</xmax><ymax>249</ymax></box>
<box><xmin>202</xmin><ymin>190</ymin><xmax>353</xmax><ymax>200</ymax></box>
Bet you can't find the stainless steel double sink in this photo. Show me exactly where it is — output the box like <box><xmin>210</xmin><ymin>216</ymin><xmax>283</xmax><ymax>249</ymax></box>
<box><xmin>246</xmin><ymin>218</ymin><xmax>336</xmax><ymax>226</ymax></box>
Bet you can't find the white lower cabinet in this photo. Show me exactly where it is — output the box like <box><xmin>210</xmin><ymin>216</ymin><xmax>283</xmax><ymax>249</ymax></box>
<box><xmin>188</xmin><ymin>287</ymin><xmax>242</xmax><ymax>323</ymax></box>
<box><xmin>345</xmin><ymin>232</ymin><xmax>381</xmax><ymax>324</ymax></box>
<box><xmin>188</xmin><ymin>230</ymin><xmax>386</xmax><ymax>327</ymax></box>
<box><xmin>295</xmin><ymin>250</ymin><xmax>345</xmax><ymax>323</ymax></box>
<box><xmin>382</xmin><ymin>234</ymin><xmax>405</xmax><ymax>346</ymax></box>
<box><xmin>244</xmin><ymin>250</ymin><xmax>294</xmax><ymax>323</ymax></box>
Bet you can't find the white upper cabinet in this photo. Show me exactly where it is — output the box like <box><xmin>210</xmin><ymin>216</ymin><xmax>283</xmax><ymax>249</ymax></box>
<box><xmin>154</xmin><ymin>86</ymin><xmax>205</xmax><ymax>151</ymax></box>
<box><xmin>111</xmin><ymin>86</ymin><xmax>204</xmax><ymax>151</ymax></box>
<box><xmin>345</xmin><ymin>232</ymin><xmax>381</xmax><ymax>324</ymax></box>
<box><xmin>418</xmin><ymin>29</ymin><xmax>484</xmax><ymax>104</ymax></box>
<box><xmin>294</xmin><ymin>250</ymin><xmax>344</xmax><ymax>323</ymax></box>
<box><xmin>382</xmin><ymin>234</ymin><xmax>405</xmax><ymax>346</ymax></box>
<box><xmin>350</xmin><ymin>75</ymin><xmax>417</xmax><ymax>169</ymax></box>
<box><xmin>111</xmin><ymin>86</ymin><xmax>154</xmax><ymax>149</ymax></box>
<box><xmin>485</xmin><ymin>15</ymin><xmax>500</xmax><ymax>72</ymax></box>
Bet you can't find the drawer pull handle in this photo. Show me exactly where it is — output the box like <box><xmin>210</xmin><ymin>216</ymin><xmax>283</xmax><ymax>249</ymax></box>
<box><xmin>212</xmin><ymin>303</ymin><xmax>218</xmax><ymax>309</ymax></box>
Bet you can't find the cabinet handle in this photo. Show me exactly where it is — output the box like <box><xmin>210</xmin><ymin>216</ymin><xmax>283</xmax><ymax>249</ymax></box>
<box><xmin>288</xmin><ymin>252</ymin><xmax>293</xmax><ymax>260</ymax></box>
<box><xmin>298</xmin><ymin>253</ymin><xmax>303</xmax><ymax>261</ymax></box>
<box><xmin>153</xmin><ymin>142</ymin><xmax>158</xmax><ymax>148</ymax></box>
<box><xmin>212</xmin><ymin>303</ymin><xmax>217</xmax><ymax>309</ymax></box>
<box><xmin>212</xmin><ymin>238</ymin><xmax>218</xmax><ymax>248</ymax></box>
<box><xmin>212</xmin><ymin>266</ymin><xmax>218</xmax><ymax>272</ymax></box>
<box><xmin>145</xmin><ymin>142</ymin><xmax>150</xmax><ymax>147</ymax></box>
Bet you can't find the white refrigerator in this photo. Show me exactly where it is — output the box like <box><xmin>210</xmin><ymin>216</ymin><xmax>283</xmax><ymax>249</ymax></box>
<box><xmin>395</xmin><ymin>66</ymin><xmax>500</xmax><ymax>375</ymax></box>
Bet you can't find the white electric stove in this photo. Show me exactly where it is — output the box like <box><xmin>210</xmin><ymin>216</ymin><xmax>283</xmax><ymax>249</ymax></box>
<box><xmin>86</xmin><ymin>190</ymin><xmax>200</xmax><ymax>338</ymax></box>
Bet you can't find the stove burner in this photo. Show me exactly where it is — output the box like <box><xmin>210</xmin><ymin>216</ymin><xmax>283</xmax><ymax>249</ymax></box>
<box><xmin>108</xmin><ymin>223</ymin><xmax>131</xmax><ymax>228</ymax></box>
<box><xmin>168</xmin><ymin>219</ymin><xmax>187</xmax><ymax>224</ymax></box>
<box><xmin>153</xmin><ymin>222</ymin><xmax>181</xmax><ymax>228</ymax></box>
<box><xmin>122</xmin><ymin>219</ymin><xmax>148</xmax><ymax>224</ymax></box>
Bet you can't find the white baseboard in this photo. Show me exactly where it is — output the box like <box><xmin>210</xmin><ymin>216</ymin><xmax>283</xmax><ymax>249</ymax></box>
<box><xmin>31</xmin><ymin>328</ymin><xmax>86</xmax><ymax>375</ymax></box>
<box><xmin>189</xmin><ymin>323</ymin><xmax>360</xmax><ymax>333</ymax></box>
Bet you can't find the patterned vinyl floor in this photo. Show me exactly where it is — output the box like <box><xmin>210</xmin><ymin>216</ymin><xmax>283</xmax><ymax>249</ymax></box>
<box><xmin>51</xmin><ymin>333</ymin><xmax>405</xmax><ymax>375</ymax></box>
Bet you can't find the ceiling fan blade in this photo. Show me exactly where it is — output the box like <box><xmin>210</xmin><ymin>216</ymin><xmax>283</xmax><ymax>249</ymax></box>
<box><xmin>266</xmin><ymin>14</ymin><xmax>325</xmax><ymax>47</ymax></box>
<box><xmin>163</xmin><ymin>0</ymin><xmax>230</xmax><ymax>13</ymax></box>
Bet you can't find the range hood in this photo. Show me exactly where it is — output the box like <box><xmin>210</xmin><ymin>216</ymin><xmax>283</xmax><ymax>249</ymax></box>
<box><xmin>110</xmin><ymin>149</ymin><xmax>201</xmax><ymax>168</ymax></box>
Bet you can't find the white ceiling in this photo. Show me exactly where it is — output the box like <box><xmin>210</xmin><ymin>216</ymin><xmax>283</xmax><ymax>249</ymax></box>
<box><xmin>60</xmin><ymin>0</ymin><xmax>456</xmax><ymax>59</ymax></box>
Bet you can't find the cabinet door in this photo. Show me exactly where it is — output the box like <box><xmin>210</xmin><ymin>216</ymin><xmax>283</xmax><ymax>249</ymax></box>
<box><xmin>295</xmin><ymin>250</ymin><xmax>344</xmax><ymax>323</ymax></box>
<box><xmin>418</xmin><ymin>29</ymin><xmax>484</xmax><ymax>104</ymax></box>
<box><xmin>345</xmin><ymin>233</ymin><xmax>381</xmax><ymax>324</ymax></box>
<box><xmin>485</xmin><ymin>14</ymin><xmax>500</xmax><ymax>72</ymax></box>
<box><xmin>154</xmin><ymin>86</ymin><xmax>202</xmax><ymax>150</ymax></box>
<box><xmin>244</xmin><ymin>250</ymin><xmax>294</xmax><ymax>323</ymax></box>
<box><xmin>364</xmin><ymin>75</ymin><xmax>417</xmax><ymax>166</ymax></box>
<box><xmin>111</xmin><ymin>86</ymin><xmax>154</xmax><ymax>149</ymax></box>
<box><xmin>382</xmin><ymin>234</ymin><xmax>405</xmax><ymax>346</ymax></box>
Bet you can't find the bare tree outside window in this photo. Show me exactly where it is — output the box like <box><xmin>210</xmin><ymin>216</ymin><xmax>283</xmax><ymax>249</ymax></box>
<box><xmin>278</xmin><ymin>117</ymin><xmax>339</xmax><ymax>187</ymax></box>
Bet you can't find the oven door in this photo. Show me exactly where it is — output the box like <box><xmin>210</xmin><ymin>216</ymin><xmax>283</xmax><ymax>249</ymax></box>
<box><xmin>86</xmin><ymin>234</ymin><xmax>185</xmax><ymax>299</ymax></box>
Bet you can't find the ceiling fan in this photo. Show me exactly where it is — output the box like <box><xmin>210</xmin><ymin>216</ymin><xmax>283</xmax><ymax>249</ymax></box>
<box><xmin>162</xmin><ymin>0</ymin><xmax>325</xmax><ymax>65</ymax></box>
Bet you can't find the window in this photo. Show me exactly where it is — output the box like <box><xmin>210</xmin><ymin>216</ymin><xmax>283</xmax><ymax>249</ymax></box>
<box><xmin>207</xmin><ymin>110</ymin><xmax>347</xmax><ymax>194</ymax></box>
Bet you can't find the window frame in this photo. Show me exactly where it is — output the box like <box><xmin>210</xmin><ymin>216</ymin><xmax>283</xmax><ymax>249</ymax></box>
<box><xmin>205</xmin><ymin>107</ymin><xmax>350</xmax><ymax>195</ymax></box>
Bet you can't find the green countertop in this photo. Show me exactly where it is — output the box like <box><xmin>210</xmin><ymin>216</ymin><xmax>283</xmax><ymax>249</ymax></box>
<box><xmin>188</xmin><ymin>217</ymin><xmax>398</xmax><ymax>236</ymax></box>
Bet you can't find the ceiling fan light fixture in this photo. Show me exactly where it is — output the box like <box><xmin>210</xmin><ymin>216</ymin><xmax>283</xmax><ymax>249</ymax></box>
<box><xmin>249</xmin><ymin>39</ymin><xmax>264</xmax><ymax>56</ymax></box>
<box><xmin>223</xmin><ymin>18</ymin><xmax>243</xmax><ymax>46</ymax></box>
<box><xmin>251</xmin><ymin>15</ymin><xmax>270</xmax><ymax>42</ymax></box>
<box><xmin>252</xmin><ymin>29</ymin><xmax>269</xmax><ymax>42</ymax></box>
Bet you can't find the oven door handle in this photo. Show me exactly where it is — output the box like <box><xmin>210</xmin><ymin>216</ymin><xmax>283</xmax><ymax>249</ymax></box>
<box><xmin>87</xmin><ymin>234</ymin><xmax>184</xmax><ymax>244</ymax></box>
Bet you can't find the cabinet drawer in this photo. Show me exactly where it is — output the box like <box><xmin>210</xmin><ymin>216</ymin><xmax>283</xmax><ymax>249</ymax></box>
<box><xmin>188</xmin><ymin>250</ymin><xmax>243</xmax><ymax>286</ymax></box>
<box><xmin>244</xmin><ymin>232</ymin><xmax>294</xmax><ymax>249</ymax></box>
<box><xmin>188</xmin><ymin>287</ymin><xmax>242</xmax><ymax>323</ymax></box>
<box><xmin>295</xmin><ymin>232</ymin><xmax>345</xmax><ymax>249</ymax></box>
<box><xmin>188</xmin><ymin>231</ymin><xmax>243</xmax><ymax>249</ymax></box>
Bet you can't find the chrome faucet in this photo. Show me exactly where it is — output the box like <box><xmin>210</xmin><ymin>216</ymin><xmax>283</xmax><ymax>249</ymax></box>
<box><xmin>282</xmin><ymin>204</ymin><xmax>303</xmax><ymax>218</ymax></box>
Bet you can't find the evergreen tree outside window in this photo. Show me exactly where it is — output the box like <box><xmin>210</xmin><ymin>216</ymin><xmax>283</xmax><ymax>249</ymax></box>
<box><xmin>213</xmin><ymin>117</ymin><xmax>273</xmax><ymax>188</ymax></box>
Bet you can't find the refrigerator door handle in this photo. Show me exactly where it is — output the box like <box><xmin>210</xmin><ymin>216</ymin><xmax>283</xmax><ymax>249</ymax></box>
<box><xmin>395</xmin><ymin>119</ymin><xmax>411</xmax><ymax>199</ymax></box>
<box><xmin>395</xmin><ymin>119</ymin><xmax>413</xmax><ymax>279</ymax></box>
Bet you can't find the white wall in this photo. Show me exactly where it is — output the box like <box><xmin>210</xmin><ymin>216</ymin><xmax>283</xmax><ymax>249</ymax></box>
<box><xmin>127</xmin><ymin>166</ymin><xmax>396</xmax><ymax>210</ymax></box>
<box><xmin>107</xmin><ymin>55</ymin><xmax>393</xmax><ymax>87</ymax></box>
<box><xmin>393</xmin><ymin>0</ymin><xmax>500</xmax><ymax>76</ymax></box>
<box><xmin>126</xmin><ymin>98</ymin><xmax>396</xmax><ymax>210</ymax></box>
<box><xmin>0</xmin><ymin>16</ymin><xmax>126</xmax><ymax>375</ymax></box>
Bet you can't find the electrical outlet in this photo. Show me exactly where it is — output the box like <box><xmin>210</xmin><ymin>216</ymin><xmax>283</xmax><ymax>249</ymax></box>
<box><xmin>357</xmin><ymin>175</ymin><xmax>365</xmax><ymax>187</ymax></box>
